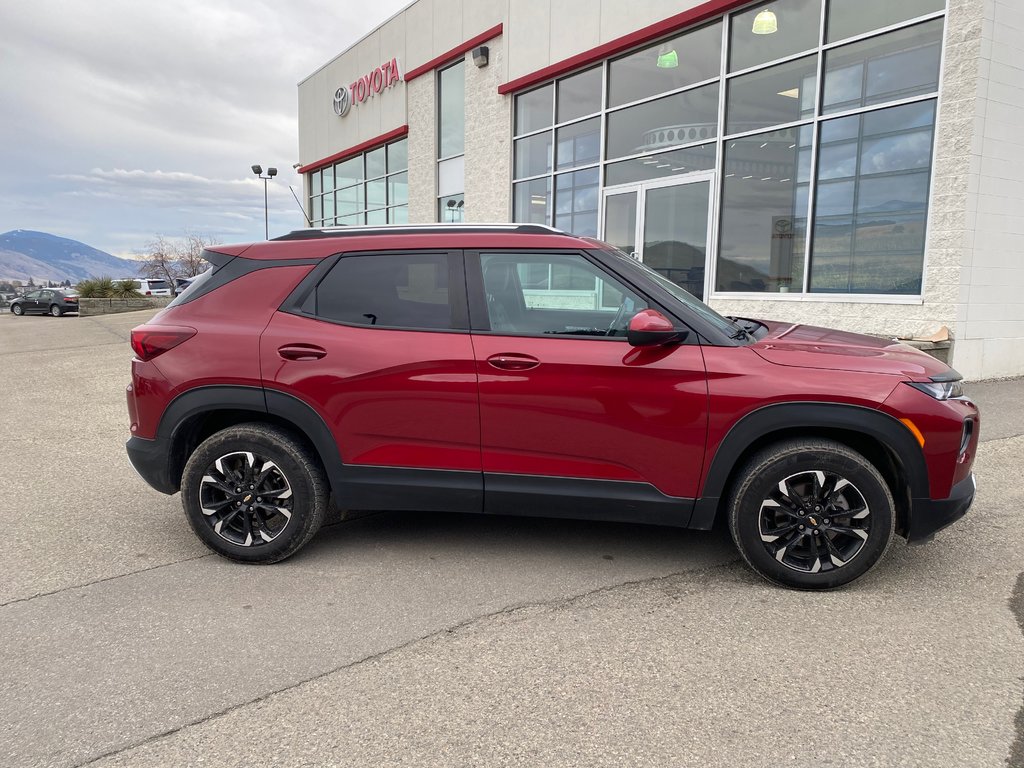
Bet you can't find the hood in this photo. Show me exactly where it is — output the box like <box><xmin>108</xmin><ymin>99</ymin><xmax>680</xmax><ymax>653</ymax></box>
<box><xmin>750</xmin><ymin>321</ymin><xmax>952</xmax><ymax>379</ymax></box>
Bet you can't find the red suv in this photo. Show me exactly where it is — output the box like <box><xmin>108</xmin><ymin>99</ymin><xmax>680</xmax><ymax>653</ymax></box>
<box><xmin>125</xmin><ymin>225</ymin><xmax>979</xmax><ymax>589</ymax></box>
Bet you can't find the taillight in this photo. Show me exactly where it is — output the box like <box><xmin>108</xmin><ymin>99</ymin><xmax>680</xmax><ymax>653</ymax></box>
<box><xmin>145</xmin><ymin>291</ymin><xmax>152</xmax><ymax>296</ymax></box>
<box><xmin>63</xmin><ymin>297</ymin><xmax>76</xmax><ymax>303</ymax></box>
<box><xmin>130</xmin><ymin>325</ymin><xmax>196</xmax><ymax>361</ymax></box>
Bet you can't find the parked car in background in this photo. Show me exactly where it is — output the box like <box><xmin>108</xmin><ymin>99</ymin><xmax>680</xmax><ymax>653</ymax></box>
<box><xmin>119</xmin><ymin>278</ymin><xmax>172</xmax><ymax>297</ymax></box>
<box><xmin>10</xmin><ymin>289</ymin><xmax>79</xmax><ymax>316</ymax></box>
<box><xmin>125</xmin><ymin>224</ymin><xmax>979</xmax><ymax>590</ymax></box>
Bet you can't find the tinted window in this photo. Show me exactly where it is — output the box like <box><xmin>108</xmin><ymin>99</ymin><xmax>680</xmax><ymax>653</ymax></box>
<box><xmin>147</xmin><ymin>280</ymin><xmax>169</xmax><ymax>290</ymax></box>
<box><xmin>316</xmin><ymin>253</ymin><xmax>453</xmax><ymax>329</ymax></box>
<box><xmin>729</xmin><ymin>0</ymin><xmax>823</xmax><ymax>72</ymax></box>
<box><xmin>480</xmin><ymin>252</ymin><xmax>648</xmax><ymax>336</ymax></box>
<box><xmin>827</xmin><ymin>0</ymin><xmax>944</xmax><ymax>43</ymax></box>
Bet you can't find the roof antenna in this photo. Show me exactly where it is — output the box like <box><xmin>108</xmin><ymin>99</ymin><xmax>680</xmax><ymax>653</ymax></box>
<box><xmin>288</xmin><ymin>186</ymin><xmax>313</xmax><ymax>226</ymax></box>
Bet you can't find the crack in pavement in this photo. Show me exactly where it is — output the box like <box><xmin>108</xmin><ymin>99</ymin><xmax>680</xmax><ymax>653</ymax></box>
<box><xmin>1008</xmin><ymin>572</ymin><xmax>1024</xmax><ymax>768</ymax></box>
<box><xmin>74</xmin><ymin>558</ymin><xmax>744</xmax><ymax>767</ymax></box>
<box><xmin>0</xmin><ymin>553</ymin><xmax>212</xmax><ymax>609</ymax></box>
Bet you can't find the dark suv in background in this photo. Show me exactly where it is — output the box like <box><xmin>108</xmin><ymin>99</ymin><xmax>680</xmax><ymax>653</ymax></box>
<box><xmin>125</xmin><ymin>225</ymin><xmax>979</xmax><ymax>589</ymax></box>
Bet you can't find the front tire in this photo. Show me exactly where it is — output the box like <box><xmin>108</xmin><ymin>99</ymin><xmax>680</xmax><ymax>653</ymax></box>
<box><xmin>728</xmin><ymin>439</ymin><xmax>894</xmax><ymax>590</ymax></box>
<box><xmin>11</xmin><ymin>304</ymin><xmax>23</xmax><ymax>316</ymax></box>
<box><xmin>49</xmin><ymin>304</ymin><xmax>62</xmax><ymax>317</ymax></box>
<box><xmin>180</xmin><ymin>423</ymin><xmax>328</xmax><ymax>563</ymax></box>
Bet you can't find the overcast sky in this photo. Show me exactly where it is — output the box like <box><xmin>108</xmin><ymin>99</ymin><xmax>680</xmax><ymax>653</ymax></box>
<box><xmin>1</xmin><ymin>0</ymin><xmax>410</xmax><ymax>256</ymax></box>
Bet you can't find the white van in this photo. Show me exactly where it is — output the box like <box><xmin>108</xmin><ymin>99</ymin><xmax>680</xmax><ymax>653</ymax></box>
<box><xmin>120</xmin><ymin>278</ymin><xmax>172</xmax><ymax>297</ymax></box>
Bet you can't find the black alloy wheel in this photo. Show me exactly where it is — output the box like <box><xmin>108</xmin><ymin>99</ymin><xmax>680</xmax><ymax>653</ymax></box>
<box><xmin>180</xmin><ymin>423</ymin><xmax>328</xmax><ymax>563</ymax></box>
<box><xmin>728</xmin><ymin>439</ymin><xmax>894</xmax><ymax>590</ymax></box>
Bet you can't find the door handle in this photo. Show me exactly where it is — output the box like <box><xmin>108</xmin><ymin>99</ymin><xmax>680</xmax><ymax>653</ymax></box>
<box><xmin>486</xmin><ymin>353</ymin><xmax>540</xmax><ymax>371</ymax></box>
<box><xmin>278</xmin><ymin>344</ymin><xmax>327</xmax><ymax>361</ymax></box>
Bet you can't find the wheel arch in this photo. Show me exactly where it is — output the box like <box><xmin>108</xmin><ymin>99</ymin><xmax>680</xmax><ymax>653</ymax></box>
<box><xmin>157</xmin><ymin>386</ymin><xmax>344</xmax><ymax>499</ymax></box>
<box><xmin>690</xmin><ymin>402</ymin><xmax>927</xmax><ymax>538</ymax></box>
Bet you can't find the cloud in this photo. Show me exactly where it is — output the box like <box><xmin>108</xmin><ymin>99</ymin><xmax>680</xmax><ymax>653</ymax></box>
<box><xmin>0</xmin><ymin>0</ymin><xmax>410</xmax><ymax>254</ymax></box>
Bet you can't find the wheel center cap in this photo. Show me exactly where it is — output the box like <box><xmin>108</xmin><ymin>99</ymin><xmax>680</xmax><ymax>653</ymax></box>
<box><xmin>807</xmin><ymin>515</ymin><xmax>819</xmax><ymax>527</ymax></box>
<box><xmin>243</xmin><ymin>493</ymin><xmax>253</xmax><ymax>503</ymax></box>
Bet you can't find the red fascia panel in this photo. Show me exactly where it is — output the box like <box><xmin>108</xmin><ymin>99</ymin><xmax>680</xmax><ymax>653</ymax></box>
<box><xmin>297</xmin><ymin>125</ymin><xmax>409</xmax><ymax>175</ymax></box>
<box><xmin>497</xmin><ymin>0</ymin><xmax>744</xmax><ymax>95</ymax></box>
<box><xmin>405</xmin><ymin>24</ymin><xmax>504</xmax><ymax>82</ymax></box>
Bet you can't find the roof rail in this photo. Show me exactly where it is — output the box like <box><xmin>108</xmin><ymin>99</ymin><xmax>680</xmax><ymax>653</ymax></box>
<box><xmin>271</xmin><ymin>223</ymin><xmax>567</xmax><ymax>241</ymax></box>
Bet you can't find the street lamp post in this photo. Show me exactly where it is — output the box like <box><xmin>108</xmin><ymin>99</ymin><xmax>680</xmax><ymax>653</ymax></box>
<box><xmin>250</xmin><ymin>165</ymin><xmax>278</xmax><ymax>239</ymax></box>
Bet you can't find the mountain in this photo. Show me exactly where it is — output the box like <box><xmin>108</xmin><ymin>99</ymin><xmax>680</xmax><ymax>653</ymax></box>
<box><xmin>0</xmin><ymin>230</ymin><xmax>142</xmax><ymax>283</ymax></box>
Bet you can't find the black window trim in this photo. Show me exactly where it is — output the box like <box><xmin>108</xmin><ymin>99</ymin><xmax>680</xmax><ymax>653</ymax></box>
<box><xmin>464</xmin><ymin>248</ymin><xmax>698</xmax><ymax>344</ymax></box>
<box><xmin>279</xmin><ymin>248</ymin><xmax>470</xmax><ymax>334</ymax></box>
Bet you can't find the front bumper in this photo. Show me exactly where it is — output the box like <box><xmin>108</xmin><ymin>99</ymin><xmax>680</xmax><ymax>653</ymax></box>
<box><xmin>126</xmin><ymin>435</ymin><xmax>177</xmax><ymax>495</ymax></box>
<box><xmin>907</xmin><ymin>473</ymin><xmax>976</xmax><ymax>544</ymax></box>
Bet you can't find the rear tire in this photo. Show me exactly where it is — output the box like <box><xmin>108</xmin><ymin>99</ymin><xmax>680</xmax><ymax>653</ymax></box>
<box><xmin>49</xmin><ymin>304</ymin><xmax>62</xmax><ymax>317</ymax></box>
<box><xmin>728</xmin><ymin>439</ymin><xmax>894</xmax><ymax>590</ymax></box>
<box><xmin>181</xmin><ymin>423</ymin><xmax>328</xmax><ymax>563</ymax></box>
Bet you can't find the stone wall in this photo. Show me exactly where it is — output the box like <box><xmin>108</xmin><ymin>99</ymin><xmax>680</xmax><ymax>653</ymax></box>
<box><xmin>79</xmin><ymin>297</ymin><xmax>173</xmax><ymax>316</ymax></box>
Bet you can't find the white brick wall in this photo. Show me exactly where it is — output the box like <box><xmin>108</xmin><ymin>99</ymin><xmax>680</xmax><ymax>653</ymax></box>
<box><xmin>406</xmin><ymin>74</ymin><xmax>436</xmax><ymax>223</ymax></box>
<box><xmin>464</xmin><ymin>38</ymin><xmax>512</xmax><ymax>222</ymax></box>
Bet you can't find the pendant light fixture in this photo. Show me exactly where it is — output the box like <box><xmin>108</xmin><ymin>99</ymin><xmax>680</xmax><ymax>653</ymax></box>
<box><xmin>656</xmin><ymin>43</ymin><xmax>679</xmax><ymax>68</ymax></box>
<box><xmin>752</xmin><ymin>9</ymin><xmax>778</xmax><ymax>34</ymax></box>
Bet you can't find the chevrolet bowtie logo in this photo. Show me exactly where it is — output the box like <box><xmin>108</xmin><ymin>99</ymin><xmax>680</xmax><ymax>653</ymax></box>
<box><xmin>808</xmin><ymin>516</ymin><xmax>818</xmax><ymax>526</ymax></box>
<box><xmin>243</xmin><ymin>494</ymin><xmax>253</xmax><ymax>503</ymax></box>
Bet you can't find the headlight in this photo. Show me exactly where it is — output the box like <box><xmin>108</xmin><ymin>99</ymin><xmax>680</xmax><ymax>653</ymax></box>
<box><xmin>906</xmin><ymin>380</ymin><xmax>964</xmax><ymax>400</ymax></box>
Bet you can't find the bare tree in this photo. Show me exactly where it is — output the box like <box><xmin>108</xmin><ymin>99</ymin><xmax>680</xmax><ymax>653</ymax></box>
<box><xmin>140</xmin><ymin>235</ymin><xmax>180</xmax><ymax>285</ymax></box>
<box><xmin>178</xmin><ymin>232</ymin><xmax>219</xmax><ymax>278</ymax></box>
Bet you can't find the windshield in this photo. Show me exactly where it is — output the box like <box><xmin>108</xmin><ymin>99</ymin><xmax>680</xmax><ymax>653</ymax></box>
<box><xmin>599</xmin><ymin>248</ymin><xmax>746</xmax><ymax>340</ymax></box>
<box><xmin>147</xmin><ymin>280</ymin><xmax>169</xmax><ymax>290</ymax></box>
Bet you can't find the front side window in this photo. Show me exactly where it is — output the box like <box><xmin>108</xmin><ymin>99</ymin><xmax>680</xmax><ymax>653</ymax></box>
<box><xmin>480</xmin><ymin>252</ymin><xmax>648</xmax><ymax>337</ymax></box>
<box><xmin>315</xmin><ymin>253</ymin><xmax>453</xmax><ymax>330</ymax></box>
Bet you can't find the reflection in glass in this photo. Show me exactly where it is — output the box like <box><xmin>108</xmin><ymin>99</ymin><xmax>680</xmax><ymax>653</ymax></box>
<box><xmin>387</xmin><ymin>139</ymin><xmax>408</xmax><ymax>173</ymax></box>
<box><xmin>322</xmin><ymin>166</ymin><xmax>335</xmax><ymax>193</ymax></box>
<box><xmin>608</xmin><ymin>22</ymin><xmax>722</xmax><ymax>107</ymax></box>
<box><xmin>438</xmin><ymin>61</ymin><xmax>465</xmax><ymax>158</ymax></box>
<box><xmin>729</xmin><ymin>0</ymin><xmax>822</xmax><ymax>72</ymax></box>
<box><xmin>556</xmin><ymin>118</ymin><xmax>600</xmax><ymax>170</ymax></box>
<box><xmin>726</xmin><ymin>55</ymin><xmax>816</xmax><ymax>134</ymax></box>
<box><xmin>310</xmin><ymin>171</ymin><xmax>321</xmax><ymax>197</ymax></box>
<box><xmin>335</xmin><ymin>156</ymin><xmax>363</xmax><ymax>187</ymax></box>
<box><xmin>604</xmin><ymin>144</ymin><xmax>716</xmax><ymax>186</ymax></box>
<box><xmin>365</xmin><ymin>208</ymin><xmax>387</xmax><ymax>225</ymax></box>
<box><xmin>603</xmin><ymin>193</ymin><xmax>637</xmax><ymax>255</ymax></box>
<box><xmin>366</xmin><ymin>178</ymin><xmax>387</xmax><ymax>209</ymax></box>
<box><xmin>606</xmin><ymin>83</ymin><xmax>718</xmax><ymax>159</ymax></box>
<box><xmin>827</xmin><ymin>0</ymin><xmax>944</xmax><ymax>43</ymax></box>
<box><xmin>323</xmin><ymin>192</ymin><xmax>335</xmax><ymax>221</ymax></box>
<box><xmin>388</xmin><ymin>172</ymin><xmax>408</xmax><ymax>205</ymax></box>
<box><xmin>389</xmin><ymin>205</ymin><xmax>409</xmax><ymax>224</ymax></box>
<box><xmin>557</xmin><ymin>67</ymin><xmax>602</xmax><ymax>122</ymax></box>
<box><xmin>365</xmin><ymin>147</ymin><xmax>386</xmax><ymax>179</ymax></box>
<box><xmin>514</xmin><ymin>132</ymin><xmax>553</xmax><ymax>178</ymax></box>
<box><xmin>717</xmin><ymin>127</ymin><xmax>812</xmax><ymax>292</ymax></box>
<box><xmin>810</xmin><ymin>101</ymin><xmax>935</xmax><ymax>293</ymax></box>
<box><xmin>554</xmin><ymin>168</ymin><xmax>599</xmax><ymax>237</ymax></box>
<box><xmin>439</xmin><ymin>193</ymin><xmax>465</xmax><ymax>222</ymax></box>
<box><xmin>643</xmin><ymin>182</ymin><xmax>711</xmax><ymax>299</ymax></box>
<box><xmin>822</xmin><ymin>20</ymin><xmax>942</xmax><ymax>114</ymax></box>
<box><xmin>515</xmin><ymin>84</ymin><xmax>553</xmax><ymax>135</ymax></box>
<box><xmin>513</xmin><ymin>177</ymin><xmax>552</xmax><ymax>225</ymax></box>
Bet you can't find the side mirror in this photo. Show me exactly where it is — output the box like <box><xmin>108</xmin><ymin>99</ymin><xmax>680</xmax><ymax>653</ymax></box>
<box><xmin>627</xmin><ymin>309</ymin><xmax>687</xmax><ymax>347</ymax></box>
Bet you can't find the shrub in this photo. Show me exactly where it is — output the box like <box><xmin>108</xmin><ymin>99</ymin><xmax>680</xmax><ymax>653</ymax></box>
<box><xmin>112</xmin><ymin>279</ymin><xmax>142</xmax><ymax>298</ymax></box>
<box><xmin>75</xmin><ymin>276</ymin><xmax>119</xmax><ymax>298</ymax></box>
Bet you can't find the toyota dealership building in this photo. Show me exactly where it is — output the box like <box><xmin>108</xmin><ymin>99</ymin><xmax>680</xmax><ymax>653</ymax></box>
<box><xmin>296</xmin><ymin>0</ymin><xmax>1023</xmax><ymax>380</ymax></box>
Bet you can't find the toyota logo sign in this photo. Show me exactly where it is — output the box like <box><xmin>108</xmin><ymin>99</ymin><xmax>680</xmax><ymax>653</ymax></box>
<box><xmin>332</xmin><ymin>86</ymin><xmax>351</xmax><ymax>117</ymax></box>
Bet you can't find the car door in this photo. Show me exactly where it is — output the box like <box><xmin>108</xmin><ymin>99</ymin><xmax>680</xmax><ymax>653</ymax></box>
<box><xmin>467</xmin><ymin>249</ymin><xmax>708</xmax><ymax>519</ymax></box>
<box><xmin>260</xmin><ymin>249</ymin><xmax>482</xmax><ymax>511</ymax></box>
<box><xmin>22</xmin><ymin>290</ymin><xmax>42</xmax><ymax>312</ymax></box>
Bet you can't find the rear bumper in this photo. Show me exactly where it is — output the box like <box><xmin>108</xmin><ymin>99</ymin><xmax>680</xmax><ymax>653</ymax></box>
<box><xmin>126</xmin><ymin>435</ymin><xmax>177</xmax><ymax>495</ymax></box>
<box><xmin>907</xmin><ymin>473</ymin><xmax>976</xmax><ymax>544</ymax></box>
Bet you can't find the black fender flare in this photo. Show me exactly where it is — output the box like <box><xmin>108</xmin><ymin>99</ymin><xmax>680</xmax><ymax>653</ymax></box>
<box><xmin>688</xmin><ymin>402</ymin><xmax>929</xmax><ymax>530</ymax></box>
<box><xmin>157</xmin><ymin>385</ymin><xmax>344</xmax><ymax>498</ymax></box>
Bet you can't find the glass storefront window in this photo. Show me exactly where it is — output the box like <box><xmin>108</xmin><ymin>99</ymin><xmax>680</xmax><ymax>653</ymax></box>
<box><xmin>605</xmin><ymin>144</ymin><xmax>716</xmax><ymax>186</ymax></box>
<box><xmin>729</xmin><ymin>0</ymin><xmax>823</xmax><ymax>72</ymax></box>
<box><xmin>387</xmin><ymin>139</ymin><xmax>407</xmax><ymax>174</ymax></box>
<box><xmin>726</xmin><ymin>55</ymin><xmax>816</xmax><ymax>134</ymax></box>
<box><xmin>608</xmin><ymin>22</ymin><xmax>721</xmax><ymax>108</ymax></box>
<box><xmin>515</xmin><ymin>84</ymin><xmax>553</xmax><ymax>134</ymax></box>
<box><xmin>554</xmin><ymin>168</ymin><xmax>600</xmax><ymax>237</ymax></box>
<box><xmin>365</xmin><ymin>146</ymin><xmax>386</xmax><ymax>180</ymax></box>
<box><xmin>810</xmin><ymin>101</ymin><xmax>935</xmax><ymax>294</ymax></box>
<box><xmin>606</xmin><ymin>83</ymin><xmax>719</xmax><ymax>159</ymax></box>
<box><xmin>439</xmin><ymin>193</ymin><xmax>465</xmax><ymax>222</ymax></box>
<box><xmin>438</xmin><ymin>61</ymin><xmax>465</xmax><ymax>158</ymax></box>
<box><xmin>717</xmin><ymin>126</ymin><xmax>812</xmax><ymax>293</ymax></box>
<box><xmin>827</xmin><ymin>0</ymin><xmax>944</xmax><ymax>43</ymax></box>
<box><xmin>822</xmin><ymin>20</ymin><xmax>942</xmax><ymax>115</ymax></box>
<box><xmin>388</xmin><ymin>172</ymin><xmax>408</xmax><ymax>206</ymax></box>
<box><xmin>557</xmin><ymin>67</ymin><xmax>602</xmax><ymax>122</ymax></box>
<box><xmin>514</xmin><ymin>132</ymin><xmax>553</xmax><ymax>178</ymax></box>
<box><xmin>310</xmin><ymin>171</ymin><xmax>321</xmax><ymax>197</ymax></box>
<box><xmin>555</xmin><ymin>117</ymin><xmax>600</xmax><ymax>170</ymax></box>
<box><xmin>335</xmin><ymin>157</ymin><xmax>362</xmax><ymax>187</ymax></box>
<box><xmin>307</xmin><ymin>138</ymin><xmax>406</xmax><ymax>227</ymax></box>
<box><xmin>513</xmin><ymin>177</ymin><xmax>552</xmax><ymax>225</ymax></box>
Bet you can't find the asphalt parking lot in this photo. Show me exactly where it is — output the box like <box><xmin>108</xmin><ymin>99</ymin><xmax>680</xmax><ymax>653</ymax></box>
<box><xmin>1</xmin><ymin>310</ymin><xmax>1022</xmax><ymax>768</ymax></box>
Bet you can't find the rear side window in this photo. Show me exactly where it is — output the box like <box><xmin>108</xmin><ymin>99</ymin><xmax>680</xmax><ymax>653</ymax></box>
<box><xmin>315</xmin><ymin>253</ymin><xmax>453</xmax><ymax>330</ymax></box>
